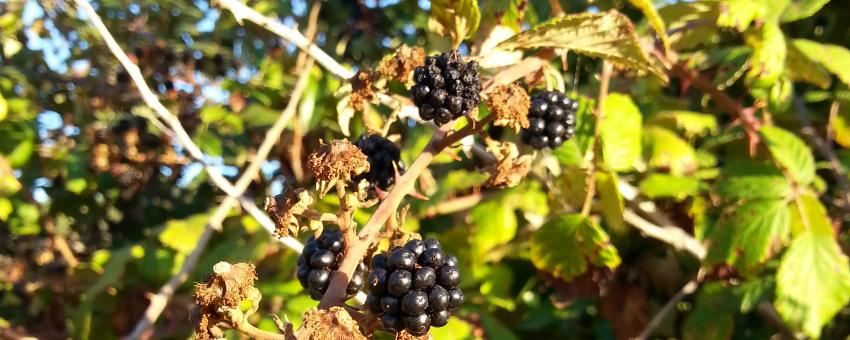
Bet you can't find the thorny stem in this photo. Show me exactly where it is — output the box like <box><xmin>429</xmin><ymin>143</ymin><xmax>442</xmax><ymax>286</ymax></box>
<box><xmin>580</xmin><ymin>61</ymin><xmax>613</xmax><ymax>217</ymax></box>
<box><xmin>318</xmin><ymin>114</ymin><xmax>492</xmax><ymax>309</ymax></box>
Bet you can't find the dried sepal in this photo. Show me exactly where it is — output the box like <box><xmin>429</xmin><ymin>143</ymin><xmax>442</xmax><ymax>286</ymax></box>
<box><xmin>265</xmin><ymin>187</ymin><xmax>314</xmax><ymax>238</ymax></box>
<box><xmin>395</xmin><ymin>330</ymin><xmax>434</xmax><ymax>340</ymax></box>
<box><xmin>193</xmin><ymin>262</ymin><xmax>260</xmax><ymax>339</ymax></box>
<box><xmin>484</xmin><ymin>142</ymin><xmax>532</xmax><ymax>188</ymax></box>
<box><xmin>378</xmin><ymin>45</ymin><xmax>426</xmax><ymax>84</ymax></box>
<box><xmin>308</xmin><ymin>139</ymin><xmax>370</xmax><ymax>197</ymax></box>
<box><xmin>301</xmin><ymin>306</ymin><xmax>367</xmax><ymax>340</ymax></box>
<box><xmin>487</xmin><ymin>83</ymin><xmax>531</xmax><ymax>132</ymax></box>
<box><xmin>349</xmin><ymin>70</ymin><xmax>376</xmax><ymax>112</ymax></box>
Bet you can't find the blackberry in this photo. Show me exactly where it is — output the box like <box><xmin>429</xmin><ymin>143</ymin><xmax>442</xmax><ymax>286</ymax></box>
<box><xmin>296</xmin><ymin>229</ymin><xmax>367</xmax><ymax>300</ymax></box>
<box><xmin>366</xmin><ymin>239</ymin><xmax>464</xmax><ymax>336</ymax></box>
<box><xmin>520</xmin><ymin>91</ymin><xmax>579</xmax><ymax>149</ymax></box>
<box><xmin>412</xmin><ymin>51</ymin><xmax>481</xmax><ymax>126</ymax></box>
<box><xmin>354</xmin><ymin>134</ymin><xmax>404</xmax><ymax>190</ymax></box>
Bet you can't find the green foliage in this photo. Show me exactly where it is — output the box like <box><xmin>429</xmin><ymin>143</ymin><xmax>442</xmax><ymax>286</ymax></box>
<box><xmin>4</xmin><ymin>0</ymin><xmax>850</xmax><ymax>339</ymax></box>
<box><xmin>530</xmin><ymin>214</ymin><xmax>621</xmax><ymax>282</ymax></box>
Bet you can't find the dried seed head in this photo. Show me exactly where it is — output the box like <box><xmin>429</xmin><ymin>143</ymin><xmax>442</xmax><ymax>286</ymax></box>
<box><xmin>308</xmin><ymin>139</ymin><xmax>370</xmax><ymax>196</ymax></box>
<box><xmin>378</xmin><ymin>45</ymin><xmax>426</xmax><ymax>84</ymax></box>
<box><xmin>395</xmin><ymin>330</ymin><xmax>434</xmax><ymax>340</ymax></box>
<box><xmin>350</xmin><ymin>70</ymin><xmax>376</xmax><ymax>112</ymax></box>
<box><xmin>193</xmin><ymin>262</ymin><xmax>259</xmax><ymax>339</ymax></box>
<box><xmin>302</xmin><ymin>306</ymin><xmax>367</xmax><ymax>340</ymax></box>
<box><xmin>487</xmin><ymin>83</ymin><xmax>530</xmax><ymax>132</ymax></box>
<box><xmin>484</xmin><ymin>142</ymin><xmax>532</xmax><ymax>189</ymax></box>
<box><xmin>265</xmin><ymin>187</ymin><xmax>314</xmax><ymax>238</ymax></box>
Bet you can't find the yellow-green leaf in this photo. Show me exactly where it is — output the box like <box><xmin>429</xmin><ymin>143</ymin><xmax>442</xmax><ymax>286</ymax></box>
<box><xmin>658</xmin><ymin>1</ymin><xmax>721</xmax><ymax>50</ymax></box>
<box><xmin>430</xmin><ymin>0</ymin><xmax>481</xmax><ymax>46</ymax></box>
<box><xmin>790</xmin><ymin>39</ymin><xmax>850</xmax><ymax>87</ymax></box>
<box><xmin>495</xmin><ymin>11</ymin><xmax>666</xmax><ymax>81</ymax></box>
<box><xmin>597</xmin><ymin>171</ymin><xmax>625</xmax><ymax>231</ymax></box>
<box><xmin>649</xmin><ymin>111</ymin><xmax>718</xmax><ymax>138</ymax></box>
<box><xmin>776</xmin><ymin>231</ymin><xmax>850</xmax><ymax>338</ymax></box>
<box><xmin>780</xmin><ymin>0</ymin><xmax>831</xmax><ymax>23</ymax></box>
<box><xmin>600</xmin><ymin>93</ymin><xmax>642</xmax><ymax>172</ymax></box>
<box><xmin>760</xmin><ymin>126</ymin><xmax>815</xmax><ymax>185</ymax></box>
<box><xmin>627</xmin><ymin>0</ymin><xmax>671</xmax><ymax>52</ymax></box>
<box><xmin>530</xmin><ymin>214</ymin><xmax>620</xmax><ymax>282</ymax></box>
<box><xmin>0</xmin><ymin>92</ymin><xmax>6</xmax><ymax>122</ymax></box>
<box><xmin>642</xmin><ymin>126</ymin><xmax>698</xmax><ymax>175</ymax></box>
<box><xmin>158</xmin><ymin>213</ymin><xmax>209</xmax><ymax>254</ymax></box>
<box><xmin>707</xmin><ymin>199</ymin><xmax>790</xmax><ymax>269</ymax></box>
<box><xmin>786</xmin><ymin>39</ymin><xmax>832</xmax><ymax>89</ymax></box>
<box><xmin>744</xmin><ymin>21</ymin><xmax>786</xmax><ymax>88</ymax></box>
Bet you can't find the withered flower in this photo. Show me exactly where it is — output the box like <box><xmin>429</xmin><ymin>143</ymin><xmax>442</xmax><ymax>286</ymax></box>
<box><xmin>378</xmin><ymin>45</ymin><xmax>426</xmax><ymax>84</ymax></box>
<box><xmin>308</xmin><ymin>139</ymin><xmax>370</xmax><ymax>197</ymax></box>
<box><xmin>265</xmin><ymin>187</ymin><xmax>314</xmax><ymax>238</ymax></box>
<box><xmin>484</xmin><ymin>142</ymin><xmax>533</xmax><ymax>189</ymax></box>
<box><xmin>487</xmin><ymin>83</ymin><xmax>531</xmax><ymax>132</ymax></box>
<box><xmin>301</xmin><ymin>306</ymin><xmax>367</xmax><ymax>340</ymax></box>
<box><xmin>193</xmin><ymin>262</ymin><xmax>260</xmax><ymax>339</ymax></box>
<box><xmin>349</xmin><ymin>70</ymin><xmax>376</xmax><ymax>112</ymax></box>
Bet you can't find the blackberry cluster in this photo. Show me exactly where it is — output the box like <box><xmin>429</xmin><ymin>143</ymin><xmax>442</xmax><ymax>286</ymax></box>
<box><xmin>520</xmin><ymin>91</ymin><xmax>579</xmax><ymax>149</ymax></box>
<box><xmin>412</xmin><ymin>51</ymin><xmax>482</xmax><ymax>126</ymax></box>
<box><xmin>354</xmin><ymin>134</ymin><xmax>404</xmax><ymax>190</ymax></box>
<box><xmin>297</xmin><ymin>229</ymin><xmax>367</xmax><ymax>300</ymax></box>
<box><xmin>365</xmin><ymin>239</ymin><xmax>464</xmax><ymax>336</ymax></box>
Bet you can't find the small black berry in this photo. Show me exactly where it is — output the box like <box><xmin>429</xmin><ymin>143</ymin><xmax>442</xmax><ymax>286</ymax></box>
<box><xmin>354</xmin><ymin>134</ymin><xmax>404</xmax><ymax>190</ymax></box>
<box><xmin>371</xmin><ymin>253</ymin><xmax>387</xmax><ymax>269</ymax></box>
<box><xmin>521</xmin><ymin>90</ymin><xmax>579</xmax><ymax>150</ymax></box>
<box><xmin>387</xmin><ymin>270</ymin><xmax>412</xmax><ymax>297</ymax></box>
<box><xmin>296</xmin><ymin>229</ymin><xmax>366</xmax><ymax>300</ymax></box>
<box><xmin>310</xmin><ymin>250</ymin><xmax>335</xmax><ymax>269</ymax></box>
<box><xmin>401</xmin><ymin>290</ymin><xmax>429</xmax><ymax>315</ymax></box>
<box><xmin>404</xmin><ymin>239</ymin><xmax>426</xmax><ymax>258</ymax></box>
<box><xmin>382</xmin><ymin>314</ymin><xmax>403</xmax><ymax>333</ymax></box>
<box><xmin>418</xmin><ymin>248</ymin><xmax>445</xmax><ymax>268</ymax></box>
<box><xmin>412</xmin><ymin>51</ymin><xmax>481</xmax><ymax>126</ymax></box>
<box><xmin>381</xmin><ymin>296</ymin><xmax>401</xmax><ymax>315</ymax></box>
<box><xmin>403</xmin><ymin>313</ymin><xmax>431</xmax><ymax>336</ymax></box>
<box><xmin>438</xmin><ymin>265</ymin><xmax>461</xmax><ymax>288</ymax></box>
<box><xmin>427</xmin><ymin>285</ymin><xmax>449</xmax><ymax>312</ymax></box>
<box><xmin>366</xmin><ymin>294</ymin><xmax>382</xmax><ymax>314</ymax></box>
<box><xmin>431</xmin><ymin>310</ymin><xmax>450</xmax><ymax>327</ymax></box>
<box><xmin>413</xmin><ymin>267</ymin><xmax>436</xmax><ymax>289</ymax></box>
<box><xmin>448</xmin><ymin>288</ymin><xmax>464</xmax><ymax>309</ymax></box>
<box><xmin>387</xmin><ymin>248</ymin><xmax>416</xmax><ymax>272</ymax></box>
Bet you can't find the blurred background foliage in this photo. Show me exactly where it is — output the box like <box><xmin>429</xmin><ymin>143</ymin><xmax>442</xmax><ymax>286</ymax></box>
<box><xmin>2</xmin><ymin>0</ymin><xmax>850</xmax><ymax>339</ymax></box>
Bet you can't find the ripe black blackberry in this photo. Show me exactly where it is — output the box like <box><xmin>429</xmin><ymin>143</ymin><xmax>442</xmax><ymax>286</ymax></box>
<box><xmin>411</xmin><ymin>51</ymin><xmax>481</xmax><ymax>126</ymax></box>
<box><xmin>366</xmin><ymin>239</ymin><xmax>464</xmax><ymax>336</ymax></box>
<box><xmin>353</xmin><ymin>134</ymin><xmax>404</xmax><ymax>190</ymax></box>
<box><xmin>297</xmin><ymin>229</ymin><xmax>367</xmax><ymax>300</ymax></box>
<box><xmin>520</xmin><ymin>91</ymin><xmax>579</xmax><ymax>149</ymax></box>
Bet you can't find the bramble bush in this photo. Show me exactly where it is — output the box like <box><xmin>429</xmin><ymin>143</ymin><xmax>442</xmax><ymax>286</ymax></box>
<box><xmin>2</xmin><ymin>0</ymin><xmax>850</xmax><ymax>339</ymax></box>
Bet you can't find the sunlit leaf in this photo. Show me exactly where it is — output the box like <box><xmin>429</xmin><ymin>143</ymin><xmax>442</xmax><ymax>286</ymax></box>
<box><xmin>780</xmin><ymin>0</ymin><xmax>831</xmax><ymax>22</ymax></box>
<box><xmin>639</xmin><ymin>173</ymin><xmax>701</xmax><ymax>200</ymax></box>
<box><xmin>530</xmin><ymin>214</ymin><xmax>621</xmax><ymax>282</ymax></box>
<box><xmin>706</xmin><ymin>199</ymin><xmax>790</xmax><ymax>269</ymax></box>
<box><xmin>715</xmin><ymin>161</ymin><xmax>792</xmax><ymax>201</ymax></box>
<box><xmin>743</xmin><ymin>21</ymin><xmax>786</xmax><ymax>88</ymax></box>
<box><xmin>600</xmin><ymin>93</ymin><xmax>642</xmax><ymax>172</ymax></box>
<box><xmin>597</xmin><ymin>171</ymin><xmax>624</xmax><ymax>231</ymax></box>
<box><xmin>626</xmin><ymin>0</ymin><xmax>671</xmax><ymax>51</ymax></box>
<box><xmin>649</xmin><ymin>111</ymin><xmax>718</xmax><ymax>138</ymax></box>
<box><xmin>158</xmin><ymin>213</ymin><xmax>209</xmax><ymax>254</ymax></box>
<box><xmin>760</xmin><ymin>126</ymin><xmax>815</xmax><ymax>185</ymax></box>
<box><xmin>790</xmin><ymin>39</ymin><xmax>850</xmax><ymax>87</ymax></box>
<box><xmin>642</xmin><ymin>126</ymin><xmax>698</xmax><ymax>175</ymax></box>
<box><xmin>776</xmin><ymin>231</ymin><xmax>850</xmax><ymax>337</ymax></box>
<box><xmin>430</xmin><ymin>0</ymin><xmax>481</xmax><ymax>46</ymax></box>
<box><xmin>495</xmin><ymin>11</ymin><xmax>666</xmax><ymax>81</ymax></box>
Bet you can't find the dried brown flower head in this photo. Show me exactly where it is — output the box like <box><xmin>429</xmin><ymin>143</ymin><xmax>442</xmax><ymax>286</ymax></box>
<box><xmin>349</xmin><ymin>70</ymin><xmax>376</xmax><ymax>112</ymax></box>
<box><xmin>487</xmin><ymin>83</ymin><xmax>531</xmax><ymax>132</ymax></box>
<box><xmin>308</xmin><ymin>139</ymin><xmax>370</xmax><ymax>197</ymax></box>
<box><xmin>395</xmin><ymin>330</ymin><xmax>434</xmax><ymax>340</ymax></box>
<box><xmin>301</xmin><ymin>306</ymin><xmax>367</xmax><ymax>340</ymax></box>
<box><xmin>265</xmin><ymin>187</ymin><xmax>314</xmax><ymax>237</ymax></box>
<box><xmin>378</xmin><ymin>45</ymin><xmax>426</xmax><ymax>84</ymax></box>
<box><xmin>484</xmin><ymin>142</ymin><xmax>533</xmax><ymax>189</ymax></box>
<box><xmin>193</xmin><ymin>262</ymin><xmax>260</xmax><ymax>339</ymax></box>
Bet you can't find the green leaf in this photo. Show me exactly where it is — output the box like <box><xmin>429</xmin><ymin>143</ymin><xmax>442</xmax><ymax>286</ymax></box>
<box><xmin>600</xmin><ymin>93</ymin><xmax>642</xmax><ymax>172</ymax></box>
<box><xmin>642</xmin><ymin>126</ymin><xmax>698</xmax><ymax>175</ymax></box>
<box><xmin>553</xmin><ymin>139</ymin><xmax>586</xmax><ymax>168</ymax></box>
<box><xmin>716</xmin><ymin>0</ymin><xmax>770</xmax><ymax>31</ymax></box>
<box><xmin>639</xmin><ymin>173</ymin><xmax>701</xmax><ymax>200</ymax></box>
<box><xmin>789</xmin><ymin>193</ymin><xmax>833</xmax><ymax>237</ymax></box>
<box><xmin>706</xmin><ymin>200</ymin><xmax>790</xmax><ymax>269</ymax></box>
<box><xmin>195</xmin><ymin>130</ymin><xmax>222</xmax><ymax>157</ymax></box>
<box><xmin>715</xmin><ymin>161</ymin><xmax>792</xmax><ymax>201</ymax></box>
<box><xmin>158</xmin><ymin>213</ymin><xmax>209</xmax><ymax>254</ymax></box>
<box><xmin>790</xmin><ymin>39</ymin><xmax>850</xmax><ymax>87</ymax></box>
<box><xmin>744</xmin><ymin>21</ymin><xmax>786</xmax><ymax>88</ymax></box>
<box><xmin>530</xmin><ymin>214</ymin><xmax>621</xmax><ymax>282</ymax></box>
<box><xmin>0</xmin><ymin>91</ymin><xmax>6</xmax><ymax>122</ymax></box>
<box><xmin>780</xmin><ymin>0</ymin><xmax>831</xmax><ymax>22</ymax></box>
<box><xmin>9</xmin><ymin>199</ymin><xmax>39</xmax><ymax>235</ymax></box>
<box><xmin>430</xmin><ymin>0</ymin><xmax>481</xmax><ymax>45</ymax></box>
<box><xmin>0</xmin><ymin>196</ymin><xmax>11</xmax><ymax>221</ymax></box>
<box><xmin>470</xmin><ymin>198</ymin><xmax>517</xmax><ymax>259</ymax></box>
<box><xmin>596</xmin><ymin>171</ymin><xmax>625</xmax><ymax>231</ymax></box>
<box><xmin>776</xmin><ymin>231</ymin><xmax>850</xmax><ymax>338</ymax></box>
<box><xmin>495</xmin><ymin>11</ymin><xmax>666</xmax><ymax>81</ymax></box>
<box><xmin>626</xmin><ymin>0</ymin><xmax>671</xmax><ymax>52</ymax></box>
<box><xmin>429</xmin><ymin>317</ymin><xmax>476</xmax><ymax>340</ymax></box>
<box><xmin>649</xmin><ymin>111</ymin><xmax>718</xmax><ymax>138</ymax></box>
<box><xmin>786</xmin><ymin>40</ymin><xmax>832</xmax><ymax>89</ymax></box>
<box><xmin>831</xmin><ymin>104</ymin><xmax>850</xmax><ymax>147</ymax></box>
<box><xmin>760</xmin><ymin>126</ymin><xmax>815</xmax><ymax>185</ymax></box>
<box><xmin>684</xmin><ymin>283</ymin><xmax>735</xmax><ymax>340</ymax></box>
<box><xmin>658</xmin><ymin>1</ymin><xmax>721</xmax><ymax>50</ymax></box>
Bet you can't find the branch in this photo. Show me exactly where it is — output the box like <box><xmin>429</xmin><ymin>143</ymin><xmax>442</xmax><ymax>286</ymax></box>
<box><xmin>215</xmin><ymin>0</ymin><xmax>355</xmax><ymax>79</ymax></box>
<box><xmin>622</xmin><ymin>208</ymin><xmax>707</xmax><ymax>259</ymax></box>
<box><xmin>317</xmin><ymin>113</ymin><xmax>496</xmax><ymax>308</ymax></box>
<box><xmin>74</xmin><ymin>1</ymin><xmax>312</xmax><ymax>337</ymax></box>
<box><xmin>637</xmin><ymin>272</ymin><xmax>703</xmax><ymax>340</ymax></box>
<box><xmin>581</xmin><ymin>61</ymin><xmax>614</xmax><ymax>216</ymax></box>
<box><xmin>795</xmin><ymin>98</ymin><xmax>850</xmax><ymax>218</ymax></box>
